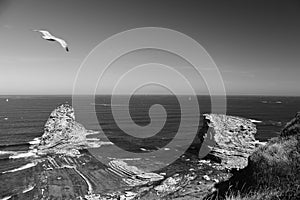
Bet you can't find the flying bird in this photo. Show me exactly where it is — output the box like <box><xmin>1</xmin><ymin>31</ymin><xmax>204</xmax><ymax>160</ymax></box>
<box><xmin>33</xmin><ymin>30</ymin><xmax>69</xmax><ymax>52</ymax></box>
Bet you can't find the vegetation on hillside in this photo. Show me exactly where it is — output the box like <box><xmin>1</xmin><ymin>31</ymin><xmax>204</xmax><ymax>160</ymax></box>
<box><xmin>217</xmin><ymin>113</ymin><xmax>300</xmax><ymax>200</ymax></box>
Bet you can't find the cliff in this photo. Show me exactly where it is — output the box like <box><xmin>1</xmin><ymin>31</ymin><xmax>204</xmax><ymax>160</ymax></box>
<box><xmin>214</xmin><ymin>112</ymin><xmax>300</xmax><ymax>200</ymax></box>
<box><xmin>201</xmin><ymin>114</ymin><xmax>265</xmax><ymax>170</ymax></box>
<box><xmin>35</xmin><ymin>104</ymin><xmax>112</xmax><ymax>156</ymax></box>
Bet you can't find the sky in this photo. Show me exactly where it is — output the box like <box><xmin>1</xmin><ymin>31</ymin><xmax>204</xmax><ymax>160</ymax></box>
<box><xmin>0</xmin><ymin>0</ymin><xmax>299</xmax><ymax>96</ymax></box>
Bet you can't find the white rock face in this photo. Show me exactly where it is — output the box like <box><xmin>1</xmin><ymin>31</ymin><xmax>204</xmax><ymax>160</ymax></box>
<box><xmin>202</xmin><ymin>114</ymin><xmax>265</xmax><ymax>169</ymax></box>
<box><xmin>36</xmin><ymin>104</ymin><xmax>112</xmax><ymax>156</ymax></box>
<box><xmin>39</xmin><ymin>104</ymin><xmax>84</xmax><ymax>147</ymax></box>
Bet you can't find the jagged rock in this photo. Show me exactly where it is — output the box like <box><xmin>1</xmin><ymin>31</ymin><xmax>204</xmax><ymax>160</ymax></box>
<box><xmin>39</xmin><ymin>104</ymin><xmax>83</xmax><ymax>147</ymax></box>
<box><xmin>154</xmin><ymin>173</ymin><xmax>197</xmax><ymax>197</ymax></box>
<box><xmin>202</xmin><ymin>114</ymin><xmax>265</xmax><ymax>170</ymax></box>
<box><xmin>35</xmin><ymin>104</ymin><xmax>112</xmax><ymax>156</ymax></box>
<box><xmin>214</xmin><ymin>112</ymin><xmax>300</xmax><ymax>199</ymax></box>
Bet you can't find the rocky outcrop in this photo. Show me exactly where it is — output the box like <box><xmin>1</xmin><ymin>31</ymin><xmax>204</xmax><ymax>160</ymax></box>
<box><xmin>35</xmin><ymin>104</ymin><xmax>112</xmax><ymax>156</ymax></box>
<box><xmin>87</xmin><ymin>114</ymin><xmax>265</xmax><ymax>199</ymax></box>
<box><xmin>281</xmin><ymin>112</ymin><xmax>300</xmax><ymax>137</ymax></box>
<box><xmin>214</xmin><ymin>112</ymin><xmax>300</xmax><ymax>200</ymax></box>
<box><xmin>202</xmin><ymin>114</ymin><xmax>265</xmax><ymax>170</ymax></box>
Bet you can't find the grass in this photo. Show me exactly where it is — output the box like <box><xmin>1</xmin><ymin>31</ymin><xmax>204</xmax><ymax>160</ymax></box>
<box><xmin>225</xmin><ymin>189</ymin><xmax>281</xmax><ymax>200</ymax></box>
<box><xmin>249</xmin><ymin>135</ymin><xmax>300</xmax><ymax>191</ymax></box>
<box><xmin>220</xmin><ymin>115</ymin><xmax>300</xmax><ymax>200</ymax></box>
<box><xmin>225</xmin><ymin>188</ymin><xmax>300</xmax><ymax>200</ymax></box>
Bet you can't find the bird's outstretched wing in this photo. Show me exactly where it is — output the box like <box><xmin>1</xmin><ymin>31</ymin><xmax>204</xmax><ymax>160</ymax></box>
<box><xmin>33</xmin><ymin>29</ymin><xmax>69</xmax><ymax>52</ymax></box>
<box><xmin>55</xmin><ymin>38</ymin><xmax>69</xmax><ymax>52</ymax></box>
<box><xmin>33</xmin><ymin>29</ymin><xmax>53</xmax><ymax>38</ymax></box>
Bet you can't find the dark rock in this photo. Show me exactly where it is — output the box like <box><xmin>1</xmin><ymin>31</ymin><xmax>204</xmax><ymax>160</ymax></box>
<box><xmin>281</xmin><ymin>112</ymin><xmax>300</xmax><ymax>137</ymax></box>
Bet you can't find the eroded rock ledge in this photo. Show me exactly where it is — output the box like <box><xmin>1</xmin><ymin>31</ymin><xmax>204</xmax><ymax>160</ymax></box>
<box><xmin>203</xmin><ymin>114</ymin><xmax>266</xmax><ymax>170</ymax></box>
<box><xmin>36</xmin><ymin>105</ymin><xmax>264</xmax><ymax>199</ymax></box>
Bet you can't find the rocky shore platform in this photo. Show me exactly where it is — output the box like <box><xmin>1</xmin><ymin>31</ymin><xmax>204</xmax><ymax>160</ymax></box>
<box><xmin>0</xmin><ymin>104</ymin><xmax>266</xmax><ymax>200</ymax></box>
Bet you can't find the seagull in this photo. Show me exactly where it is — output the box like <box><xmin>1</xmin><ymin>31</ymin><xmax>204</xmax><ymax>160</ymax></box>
<box><xmin>33</xmin><ymin>29</ymin><xmax>69</xmax><ymax>52</ymax></box>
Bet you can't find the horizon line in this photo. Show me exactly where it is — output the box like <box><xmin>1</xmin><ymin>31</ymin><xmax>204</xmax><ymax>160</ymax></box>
<box><xmin>0</xmin><ymin>94</ymin><xmax>300</xmax><ymax>97</ymax></box>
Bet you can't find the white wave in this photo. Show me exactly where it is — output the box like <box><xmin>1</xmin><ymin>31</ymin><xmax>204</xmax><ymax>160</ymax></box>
<box><xmin>2</xmin><ymin>162</ymin><xmax>37</xmax><ymax>174</ymax></box>
<box><xmin>140</xmin><ymin>148</ymin><xmax>151</xmax><ymax>152</ymax></box>
<box><xmin>86</xmin><ymin>141</ymin><xmax>113</xmax><ymax>149</ymax></box>
<box><xmin>9</xmin><ymin>150</ymin><xmax>37</xmax><ymax>159</ymax></box>
<box><xmin>0</xmin><ymin>196</ymin><xmax>11</xmax><ymax>200</ymax></box>
<box><xmin>86</xmin><ymin>130</ymin><xmax>100</xmax><ymax>135</ymax></box>
<box><xmin>107</xmin><ymin>157</ymin><xmax>141</xmax><ymax>161</ymax></box>
<box><xmin>0</xmin><ymin>150</ymin><xmax>16</xmax><ymax>155</ymax></box>
<box><xmin>119</xmin><ymin>158</ymin><xmax>141</xmax><ymax>161</ymax></box>
<box><xmin>249</xmin><ymin>119</ymin><xmax>262</xmax><ymax>123</ymax></box>
<box><xmin>91</xmin><ymin>103</ymin><xmax>127</xmax><ymax>107</ymax></box>
<box><xmin>261</xmin><ymin>100</ymin><xmax>282</xmax><ymax>104</ymax></box>
<box><xmin>28</xmin><ymin>137</ymin><xmax>40</xmax><ymax>145</ymax></box>
<box><xmin>86</xmin><ymin>138</ymin><xmax>100</xmax><ymax>141</ymax></box>
<box><xmin>22</xmin><ymin>185</ymin><xmax>35</xmax><ymax>193</ymax></box>
<box><xmin>90</xmin><ymin>103</ymin><xmax>110</xmax><ymax>106</ymax></box>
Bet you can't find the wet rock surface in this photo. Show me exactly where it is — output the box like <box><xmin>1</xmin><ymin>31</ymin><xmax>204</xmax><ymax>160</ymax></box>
<box><xmin>0</xmin><ymin>104</ymin><xmax>265</xmax><ymax>200</ymax></box>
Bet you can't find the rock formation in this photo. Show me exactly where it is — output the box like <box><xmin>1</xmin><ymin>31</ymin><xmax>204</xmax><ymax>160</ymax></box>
<box><xmin>202</xmin><ymin>114</ymin><xmax>265</xmax><ymax>169</ymax></box>
<box><xmin>0</xmin><ymin>104</ymin><xmax>268</xmax><ymax>200</ymax></box>
<box><xmin>214</xmin><ymin>112</ymin><xmax>300</xmax><ymax>200</ymax></box>
<box><xmin>35</xmin><ymin>104</ymin><xmax>112</xmax><ymax>156</ymax></box>
<box><xmin>91</xmin><ymin>114</ymin><xmax>265</xmax><ymax>199</ymax></box>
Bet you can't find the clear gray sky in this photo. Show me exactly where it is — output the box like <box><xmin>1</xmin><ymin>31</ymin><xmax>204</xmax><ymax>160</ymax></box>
<box><xmin>0</xmin><ymin>0</ymin><xmax>299</xmax><ymax>96</ymax></box>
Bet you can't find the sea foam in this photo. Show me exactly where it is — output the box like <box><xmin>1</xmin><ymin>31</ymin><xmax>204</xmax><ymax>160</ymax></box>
<box><xmin>22</xmin><ymin>185</ymin><xmax>35</xmax><ymax>194</ymax></box>
<box><xmin>8</xmin><ymin>150</ymin><xmax>37</xmax><ymax>159</ymax></box>
<box><xmin>250</xmin><ymin>119</ymin><xmax>262</xmax><ymax>123</ymax></box>
<box><xmin>2</xmin><ymin>162</ymin><xmax>37</xmax><ymax>174</ymax></box>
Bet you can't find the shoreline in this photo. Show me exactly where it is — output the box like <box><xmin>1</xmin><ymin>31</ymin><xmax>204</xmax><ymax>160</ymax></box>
<box><xmin>0</xmin><ymin>103</ymin><xmax>297</xmax><ymax>200</ymax></box>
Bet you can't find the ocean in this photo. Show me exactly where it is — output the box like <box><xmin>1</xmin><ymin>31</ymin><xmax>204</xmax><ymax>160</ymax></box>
<box><xmin>1</xmin><ymin>95</ymin><xmax>299</xmax><ymax>148</ymax></box>
<box><xmin>0</xmin><ymin>95</ymin><xmax>300</xmax><ymax>198</ymax></box>
<box><xmin>0</xmin><ymin>95</ymin><xmax>300</xmax><ymax>163</ymax></box>
<box><xmin>1</xmin><ymin>95</ymin><xmax>300</xmax><ymax>149</ymax></box>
